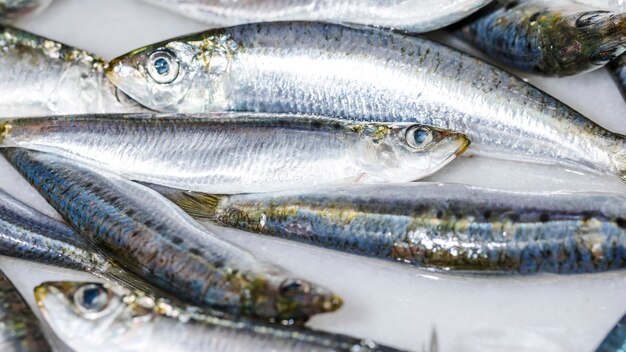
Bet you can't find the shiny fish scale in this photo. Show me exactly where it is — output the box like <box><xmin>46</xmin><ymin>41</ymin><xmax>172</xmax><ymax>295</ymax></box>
<box><xmin>609</xmin><ymin>54</ymin><xmax>626</xmax><ymax>102</ymax></box>
<box><xmin>154</xmin><ymin>183</ymin><xmax>626</xmax><ymax>274</ymax></box>
<box><xmin>0</xmin><ymin>25</ymin><xmax>144</xmax><ymax>117</ymax></box>
<box><xmin>140</xmin><ymin>0</ymin><xmax>491</xmax><ymax>32</ymax></box>
<box><xmin>0</xmin><ymin>270</ymin><xmax>50</xmax><ymax>352</ymax></box>
<box><xmin>108</xmin><ymin>22</ymin><xmax>626</xmax><ymax>180</ymax></box>
<box><xmin>3</xmin><ymin>148</ymin><xmax>340</xmax><ymax>319</ymax></box>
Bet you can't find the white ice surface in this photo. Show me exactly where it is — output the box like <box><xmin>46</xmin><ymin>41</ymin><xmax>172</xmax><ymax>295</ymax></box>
<box><xmin>1</xmin><ymin>1</ymin><xmax>626</xmax><ymax>351</ymax></box>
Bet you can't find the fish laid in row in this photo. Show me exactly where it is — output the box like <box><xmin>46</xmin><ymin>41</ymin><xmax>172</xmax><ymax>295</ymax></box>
<box><xmin>0</xmin><ymin>114</ymin><xmax>467</xmax><ymax>194</ymax></box>
<box><xmin>140</xmin><ymin>0</ymin><xmax>491</xmax><ymax>33</ymax></box>
<box><xmin>0</xmin><ymin>25</ymin><xmax>145</xmax><ymax>117</ymax></box>
<box><xmin>107</xmin><ymin>22</ymin><xmax>626</xmax><ymax>182</ymax></box>
<box><xmin>150</xmin><ymin>182</ymin><xmax>626</xmax><ymax>274</ymax></box>
<box><xmin>0</xmin><ymin>269</ymin><xmax>51</xmax><ymax>352</ymax></box>
<box><xmin>2</xmin><ymin>148</ymin><xmax>341</xmax><ymax>320</ymax></box>
<box><xmin>36</xmin><ymin>280</ymin><xmax>404</xmax><ymax>352</ymax></box>
<box><xmin>455</xmin><ymin>0</ymin><xmax>626</xmax><ymax>76</ymax></box>
<box><xmin>0</xmin><ymin>0</ymin><xmax>51</xmax><ymax>20</ymax></box>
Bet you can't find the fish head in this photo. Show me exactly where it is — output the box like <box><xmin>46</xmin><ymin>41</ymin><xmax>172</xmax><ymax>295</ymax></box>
<box><xmin>355</xmin><ymin>123</ymin><xmax>469</xmax><ymax>182</ymax></box>
<box><xmin>35</xmin><ymin>281</ymin><xmax>152</xmax><ymax>346</ymax></box>
<box><xmin>107</xmin><ymin>32</ymin><xmax>230</xmax><ymax>112</ymax></box>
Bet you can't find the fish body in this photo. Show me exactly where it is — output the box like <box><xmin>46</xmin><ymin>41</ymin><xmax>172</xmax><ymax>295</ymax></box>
<box><xmin>573</xmin><ymin>0</ymin><xmax>626</xmax><ymax>11</ymax></box>
<box><xmin>151</xmin><ymin>182</ymin><xmax>626</xmax><ymax>274</ymax></box>
<box><xmin>0</xmin><ymin>114</ymin><xmax>468</xmax><ymax>194</ymax></box>
<box><xmin>107</xmin><ymin>22</ymin><xmax>626</xmax><ymax>181</ymax></box>
<box><xmin>0</xmin><ymin>270</ymin><xmax>51</xmax><ymax>352</ymax></box>
<box><xmin>140</xmin><ymin>0</ymin><xmax>491</xmax><ymax>32</ymax></box>
<box><xmin>3</xmin><ymin>148</ymin><xmax>340</xmax><ymax>320</ymax></box>
<box><xmin>0</xmin><ymin>25</ymin><xmax>145</xmax><ymax>117</ymax></box>
<box><xmin>36</xmin><ymin>281</ymin><xmax>403</xmax><ymax>352</ymax></box>
<box><xmin>0</xmin><ymin>0</ymin><xmax>51</xmax><ymax>20</ymax></box>
<box><xmin>455</xmin><ymin>0</ymin><xmax>626</xmax><ymax>76</ymax></box>
<box><xmin>596</xmin><ymin>312</ymin><xmax>626</xmax><ymax>351</ymax></box>
<box><xmin>609</xmin><ymin>54</ymin><xmax>626</xmax><ymax>101</ymax></box>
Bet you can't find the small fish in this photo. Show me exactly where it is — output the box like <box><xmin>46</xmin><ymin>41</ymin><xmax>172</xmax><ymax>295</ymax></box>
<box><xmin>149</xmin><ymin>182</ymin><xmax>626</xmax><ymax>274</ymax></box>
<box><xmin>0</xmin><ymin>270</ymin><xmax>51</xmax><ymax>352</ymax></box>
<box><xmin>596</xmin><ymin>311</ymin><xmax>626</xmax><ymax>352</ymax></box>
<box><xmin>35</xmin><ymin>280</ymin><xmax>404</xmax><ymax>352</ymax></box>
<box><xmin>609</xmin><ymin>54</ymin><xmax>626</xmax><ymax>101</ymax></box>
<box><xmin>3</xmin><ymin>148</ymin><xmax>341</xmax><ymax>320</ymax></box>
<box><xmin>0</xmin><ymin>114</ymin><xmax>468</xmax><ymax>194</ymax></box>
<box><xmin>455</xmin><ymin>0</ymin><xmax>626</xmax><ymax>76</ymax></box>
<box><xmin>0</xmin><ymin>25</ymin><xmax>145</xmax><ymax>117</ymax></box>
<box><xmin>107</xmin><ymin>22</ymin><xmax>626</xmax><ymax>182</ymax></box>
<box><xmin>0</xmin><ymin>0</ymin><xmax>52</xmax><ymax>20</ymax></box>
<box><xmin>140</xmin><ymin>0</ymin><xmax>491</xmax><ymax>33</ymax></box>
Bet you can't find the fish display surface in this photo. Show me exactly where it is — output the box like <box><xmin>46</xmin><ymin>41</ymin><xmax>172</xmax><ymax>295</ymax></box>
<box><xmin>455</xmin><ymin>0</ymin><xmax>626</xmax><ymax>76</ymax></box>
<box><xmin>107</xmin><ymin>22</ymin><xmax>626</xmax><ymax>181</ymax></box>
<box><xmin>0</xmin><ymin>25</ymin><xmax>145</xmax><ymax>117</ymax></box>
<box><xmin>0</xmin><ymin>114</ymin><xmax>468</xmax><ymax>194</ymax></box>
<box><xmin>139</xmin><ymin>0</ymin><xmax>492</xmax><ymax>32</ymax></box>
<box><xmin>2</xmin><ymin>147</ymin><xmax>342</xmax><ymax>320</ymax></box>
<box><xmin>0</xmin><ymin>269</ymin><xmax>51</xmax><ymax>352</ymax></box>
<box><xmin>0</xmin><ymin>0</ymin><xmax>52</xmax><ymax>20</ymax></box>
<box><xmin>35</xmin><ymin>280</ymin><xmax>404</xmax><ymax>352</ymax></box>
<box><xmin>150</xmin><ymin>182</ymin><xmax>626</xmax><ymax>274</ymax></box>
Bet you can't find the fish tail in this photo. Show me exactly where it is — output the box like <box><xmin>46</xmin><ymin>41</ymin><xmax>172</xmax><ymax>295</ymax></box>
<box><xmin>138</xmin><ymin>182</ymin><xmax>222</xmax><ymax>220</ymax></box>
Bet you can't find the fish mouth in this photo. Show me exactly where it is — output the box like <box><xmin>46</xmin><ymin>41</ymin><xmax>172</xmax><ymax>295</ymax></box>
<box><xmin>455</xmin><ymin>136</ymin><xmax>471</xmax><ymax>157</ymax></box>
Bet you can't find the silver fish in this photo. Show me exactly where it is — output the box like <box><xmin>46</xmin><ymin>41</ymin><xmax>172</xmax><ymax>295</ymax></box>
<box><xmin>35</xmin><ymin>281</ymin><xmax>404</xmax><ymax>352</ymax></box>
<box><xmin>106</xmin><ymin>22</ymin><xmax>626</xmax><ymax>182</ymax></box>
<box><xmin>573</xmin><ymin>0</ymin><xmax>626</xmax><ymax>11</ymax></box>
<box><xmin>0</xmin><ymin>25</ymin><xmax>145</xmax><ymax>117</ymax></box>
<box><xmin>0</xmin><ymin>114</ymin><xmax>468</xmax><ymax>194</ymax></box>
<box><xmin>609</xmin><ymin>54</ymin><xmax>626</xmax><ymax>101</ymax></box>
<box><xmin>140</xmin><ymin>0</ymin><xmax>491</xmax><ymax>33</ymax></box>
<box><xmin>149</xmin><ymin>182</ymin><xmax>626</xmax><ymax>274</ymax></box>
<box><xmin>2</xmin><ymin>148</ymin><xmax>341</xmax><ymax>320</ymax></box>
<box><xmin>0</xmin><ymin>269</ymin><xmax>51</xmax><ymax>352</ymax></box>
<box><xmin>0</xmin><ymin>0</ymin><xmax>51</xmax><ymax>20</ymax></box>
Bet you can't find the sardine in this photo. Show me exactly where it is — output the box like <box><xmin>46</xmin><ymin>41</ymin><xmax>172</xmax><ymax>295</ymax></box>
<box><xmin>106</xmin><ymin>22</ymin><xmax>626</xmax><ymax>181</ymax></box>
<box><xmin>609</xmin><ymin>54</ymin><xmax>626</xmax><ymax>101</ymax></box>
<box><xmin>148</xmin><ymin>182</ymin><xmax>626</xmax><ymax>274</ymax></box>
<box><xmin>0</xmin><ymin>114</ymin><xmax>467</xmax><ymax>194</ymax></box>
<box><xmin>2</xmin><ymin>148</ymin><xmax>341</xmax><ymax>320</ymax></box>
<box><xmin>0</xmin><ymin>25</ymin><xmax>145</xmax><ymax>117</ymax></box>
<box><xmin>0</xmin><ymin>269</ymin><xmax>51</xmax><ymax>352</ymax></box>
<box><xmin>35</xmin><ymin>280</ymin><xmax>403</xmax><ymax>352</ymax></box>
<box><xmin>596</xmin><ymin>311</ymin><xmax>626</xmax><ymax>352</ymax></box>
<box><xmin>0</xmin><ymin>0</ymin><xmax>51</xmax><ymax>20</ymax></box>
<box><xmin>454</xmin><ymin>0</ymin><xmax>626</xmax><ymax>76</ymax></box>
<box><xmin>139</xmin><ymin>0</ymin><xmax>491</xmax><ymax>33</ymax></box>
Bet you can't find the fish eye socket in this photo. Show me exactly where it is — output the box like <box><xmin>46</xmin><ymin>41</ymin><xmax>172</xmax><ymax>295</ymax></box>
<box><xmin>73</xmin><ymin>284</ymin><xmax>111</xmax><ymax>318</ymax></box>
<box><xmin>279</xmin><ymin>279</ymin><xmax>310</xmax><ymax>297</ymax></box>
<box><xmin>576</xmin><ymin>11</ymin><xmax>611</xmax><ymax>28</ymax></box>
<box><xmin>147</xmin><ymin>49</ymin><xmax>180</xmax><ymax>84</ymax></box>
<box><xmin>405</xmin><ymin>126</ymin><xmax>433</xmax><ymax>150</ymax></box>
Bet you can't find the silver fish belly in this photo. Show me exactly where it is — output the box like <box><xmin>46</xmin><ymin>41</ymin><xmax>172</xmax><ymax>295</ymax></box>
<box><xmin>107</xmin><ymin>22</ymin><xmax>626</xmax><ymax>181</ymax></box>
<box><xmin>0</xmin><ymin>25</ymin><xmax>145</xmax><ymax>117</ymax></box>
<box><xmin>140</xmin><ymin>0</ymin><xmax>491</xmax><ymax>32</ymax></box>
<box><xmin>150</xmin><ymin>182</ymin><xmax>626</xmax><ymax>274</ymax></box>
<box><xmin>0</xmin><ymin>113</ymin><xmax>468</xmax><ymax>194</ymax></box>
<box><xmin>2</xmin><ymin>148</ymin><xmax>341</xmax><ymax>320</ymax></box>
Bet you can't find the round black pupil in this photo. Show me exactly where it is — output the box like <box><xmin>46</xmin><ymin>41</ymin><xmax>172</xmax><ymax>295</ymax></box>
<box><xmin>82</xmin><ymin>287</ymin><xmax>103</xmax><ymax>310</ymax></box>
<box><xmin>413</xmin><ymin>129</ymin><xmax>429</xmax><ymax>145</ymax></box>
<box><xmin>154</xmin><ymin>57</ymin><xmax>170</xmax><ymax>75</ymax></box>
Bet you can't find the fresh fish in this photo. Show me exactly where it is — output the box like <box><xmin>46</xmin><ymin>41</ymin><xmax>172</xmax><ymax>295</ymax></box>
<box><xmin>0</xmin><ymin>270</ymin><xmax>51</xmax><ymax>352</ymax></box>
<box><xmin>149</xmin><ymin>182</ymin><xmax>626</xmax><ymax>274</ymax></box>
<box><xmin>609</xmin><ymin>54</ymin><xmax>626</xmax><ymax>101</ymax></box>
<box><xmin>0</xmin><ymin>114</ymin><xmax>468</xmax><ymax>194</ymax></box>
<box><xmin>0</xmin><ymin>0</ymin><xmax>51</xmax><ymax>20</ymax></box>
<box><xmin>596</xmin><ymin>311</ymin><xmax>626</xmax><ymax>352</ymax></box>
<box><xmin>573</xmin><ymin>0</ymin><xmax>626</xmax><ymax>11</ymax></box>
<box><xmin>2</xmin><ymin>148</ymin><xmax>341</xmax><ymax>320</ymax></box>
<box><xmin>0</xmin><ymin>25</ymin><xmax>145</xmax><ymax>117</ymax></box>
<box><xmin>35</xmin><ymin>280</ymin><xmax>403</xmax><ymax>352</ymax></box>
<box><xmin>455</xmin><ymin>0</ymin><xmax>626</xmax><ymax>76</ymax></box>
<box><xmin>140</xmin><ymin>0</ymin><xmax>491</xmax><ymax>33</ymax></box>
<box><xmin>106</xmin><ymin>22</ymin><xmax>626</xmax><ymax>181</ymax></box>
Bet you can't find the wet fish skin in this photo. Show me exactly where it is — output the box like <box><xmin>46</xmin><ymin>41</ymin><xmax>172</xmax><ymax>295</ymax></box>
<box><xmin>609</xmin><ymin>54</ymin><xmax>626</xmax><ymax>101</ymax></box>
<box><xmin>0</xmin><ymin>113</ymin><xmax>468</xmax><ymax>194</ymax></box>
<box><xmin>596</xmin><ymin>312</ymin><xmax>626</xmax><ymax>352</ymax></box>
<box><xmin>455</xmin><ymin>0</ymin><xmax>626</xmax><ymax>76</ymax></box>
<box><xmin>3</xmin><ymin>148</ymin><xmax>341</xmax><ymax>320</ymax></box>
<box><xmin>0</xmin><ymin>270</ymin><xmax>51</xmax><ymax>352</ymax></box>
<box><xmin>106</xmin><ymin>22</ymin><xmax>626</xmax><ymax>181</ymax></box>
<box><xmin>573</xmin><ymin>0</ymin><xmax>626</xmax><ymax>11</ymax></box>
<box><xmin>150</xmin><ymin>182</ymin><xmax>626</xmax><ymax>274</ymax></box>
<box><xmin>35</xmin><ymin>281</ymin><xmax>403</xmax><ymax>352</ymax></box>
<box><xmin>0</xmin><ymin>0</ymin><xmax>51</xmax><ymax>20</ymax></box>
<box><xmin>140</xmin><ymin>0</ymin><xmax>491</xmax><ymax>32</ymax></box>
<box><xmin>0</xmin><ymin>25</ymin><xmax>145</xmax><ymax>117</ymax></box>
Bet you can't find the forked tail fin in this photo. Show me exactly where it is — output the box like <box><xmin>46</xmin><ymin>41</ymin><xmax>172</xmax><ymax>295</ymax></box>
<box><xmin>139</xmin><ymin>182</ymin><xmax>223</xmax><ymax>220</ymax></box>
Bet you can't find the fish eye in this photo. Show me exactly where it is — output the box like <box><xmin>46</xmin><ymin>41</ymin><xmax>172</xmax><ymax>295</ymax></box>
<box><xmin>73</xmin><ymin>284</ymin><xmax>111</xmax><ymax>318</ymax></box>
<box><xmin>279</xmin><ymin>279</ymin><xmax>310</xmax><ymax>297</ymax></box>
<box><xmin>405</xmin><ymin>126</ymin><xmax>433</xmax><ymax>150</ymax></box>
<box><xmin>147</xmin><ymin>49</ymin><xmax>180</xmax><ymax>84</ymax></box>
